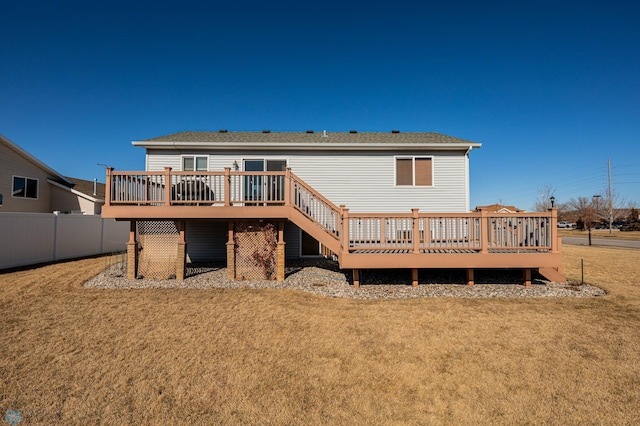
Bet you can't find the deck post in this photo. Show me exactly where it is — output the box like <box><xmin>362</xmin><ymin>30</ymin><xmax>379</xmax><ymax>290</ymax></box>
<box><xmin>177</xmin><ymin>221</ymin><xmax>187</xmax><ymax>280</ymax></box>
<box><xmin>411</xmin><ymin>268</ymin><xmax>418</xmax><ymax>287</ymax></box>
<box><xmin>226</xmin><ymin>221</ymin><xmax>235</xmax><ymax>280</ymax></box>
<box><xmin>276</xmin><ymin>221</ymin><xmax>286</xmax><ymax>281</ymax></box>
<box><xmin>284</xmin><ymin>168</ymin><xmax>291</xmax><ymax>206</ymax></box>
<box><xmin>480</xmin><ymin>208</ymin><xmax>489</xmax><ymax>254</ymax></box>
<box><xmin>412</xmin><ymin>208</ymin><xmax>420</xmax><ymax>254</ymax></box>
<box><xmin>342</xmin><ymin>207</ymin><xmax>350</xmax><ymax>253</ymax></box>
<box><xmin>466</xmin><ymin>269</ymin><xmax>474</xmax><ymax>286</ymax></box>
<box><xmin>549</xmin><ymin>207</ymin><xmax>558</xmax><ymax>253</ymax></box>
<box><xmin>523</xmin><ymin>269</ymin><xmax>532</xmax><ymax>286</ymax></box>
<box><xmin>353</xmin><ymin>269</ymin><xmax>360</xmax><ymax>289</ymax></box>
<box><xmin>127</xmin><ymin>220</ymin><xmax>138</xmax><ymax>279</ymax></box>
<box><xmin>164</xmin><ymin>167</ymin><xmax>172</xmax><ymax>207</ymax></box>
<box><xmin>105</xmin><ymin>167</ymin><xmax>113</xmax><ymax>207</ymax></box>
<box><xmin>224</xmin><ymin>167</ymin><xmax>231</xmax><ymax>206</ymax></box>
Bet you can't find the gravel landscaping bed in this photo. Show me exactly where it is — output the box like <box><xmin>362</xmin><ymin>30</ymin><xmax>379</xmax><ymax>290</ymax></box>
<box><xmin>84</xmin><ymin>259</ymin><xmax>606</xmax><ymax>299</ymax></box>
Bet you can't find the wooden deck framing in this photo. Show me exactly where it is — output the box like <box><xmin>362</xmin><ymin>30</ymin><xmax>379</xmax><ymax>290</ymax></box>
<box><xmin>102</xmin><ymin>167</ymin><xmax>566</xmax><ymax>286</ymax></box>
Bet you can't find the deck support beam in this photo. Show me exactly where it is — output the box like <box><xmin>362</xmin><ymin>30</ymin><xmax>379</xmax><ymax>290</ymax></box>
<box><xmin>523</xmin><ymin>268</ymin><xmax>532</xmax><ymax>286</ymax></box>
<box><xmin>226</xmin><ymin>221</ymin><xmax>235</xmax><ymax>280</ymax></box>
<box><xmin>176</xmin><ymin>221</ymin><xmax>187</xmax><ymax>280</ymax></box>
<box><xmin>466</xmin><ymin>269</ymin><xmax>474</xmax><ymax>286</ymax></box>
<box><xmin>276</xmin><ymin>221</ymin><xmax>285</xmax><ymax>281</ymax></box>
<box><xmin>411</xmin><ymin>268</ymin><xmax>418</xmax><ymax>287</ymax></box>
<box><xmin>127</xmin><ymin>220</ymin><xmax>138</xmax><ymax>280</ymax></box>
<box><xmin>353</xmin><ymin>269</ymin><xmax>360</xmax><ymax>289</ymax></box>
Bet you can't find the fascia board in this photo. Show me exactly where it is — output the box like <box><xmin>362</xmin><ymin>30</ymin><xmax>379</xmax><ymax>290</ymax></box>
<box><xmin>132</xmin><ymin>140</ymin><xmax>482</xmax><ymax>151</ymax></box>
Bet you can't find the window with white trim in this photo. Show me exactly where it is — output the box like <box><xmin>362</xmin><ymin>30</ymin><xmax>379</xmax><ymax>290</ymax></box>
<box><xmin>182</xmin><ymin>156</ymin><xmax>208</xmax><ymax>171</ymax></box>
<box><xmin>12</xmin><ymin>176</ymin><xmax>39</xmax><ymax>199</ymax></box>
<box><xmin>395</xmin><ymin>157</ymin><xmax>433</xmax><ymax>186</ymax></box>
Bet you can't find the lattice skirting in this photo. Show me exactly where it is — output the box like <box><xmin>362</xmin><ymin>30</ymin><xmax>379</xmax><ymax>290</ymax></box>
<box><xmin>137</xmin><ymin>220</ymin><xmax>179</xmax><ymax>279</ymax></box>
<box><xmin>234</xmin><ymin>221</ymin><xmax>277</xmax><ymax>280</ymax></box>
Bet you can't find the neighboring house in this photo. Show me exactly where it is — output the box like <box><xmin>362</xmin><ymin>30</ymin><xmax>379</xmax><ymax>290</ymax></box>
<box><xmin>0</xmin><ymin>133</ymin><xmax>105</xmax><ymax>214</ymax></box>
<box><xmin>475</xmin><ymin>204</ymin><xmax>525</xmax><ymax>213</ymax></box>
<box><xmin>102</xmin><ymin>130</ymin><xmax>565</xmax><ymax>285</ymax></box>
<box><xmin>0</xmin><ymin>133</ymin><xmax>74</xmax><ymax>212</ymax></box>
<box><xmin>50</xmin><ymin>177</ymin><xmax>106</xmax><ymax>215</ymax></box>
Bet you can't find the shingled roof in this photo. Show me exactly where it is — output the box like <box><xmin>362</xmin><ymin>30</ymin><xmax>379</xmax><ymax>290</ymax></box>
<box><xmin>66</xmin><ymin>177</ymin><xmax>105</xmax><ymax>200</ymax></box>
<box><xmin>134</xmin><ymin>131</ymin><xmax>481</xmax><ymax>150</ymax></box>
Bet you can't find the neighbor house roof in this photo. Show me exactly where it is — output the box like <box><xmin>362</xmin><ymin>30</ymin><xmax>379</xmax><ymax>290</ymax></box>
<box><xmin>475</xmin><ymin>204</ymin><xmax>525</xmax><ymax>213</ymax></box>
<box><xmin>67</xmin><ymin>177</ymin><xmax>105</xmax><ymax>200</ymax></box>
<box><xmin>0</xmin><ymin>133</ymin><xmax>74</xmax><ymax>186</ymax></box>
<box><xmin>134</xmin><ymin>131</ymin><xmax>482</xmax><ymax>151</ymax></box>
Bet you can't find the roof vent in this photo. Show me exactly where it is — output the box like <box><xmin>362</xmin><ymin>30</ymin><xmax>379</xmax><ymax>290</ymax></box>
<box><xmin>306</xmin><ymin>130</ymin><xmax>314</xmax><ymax>133</ymax></box>
<box><xmin>349</xmin><ymin>130</ymin><xmax>357</xmax><ymax>133</ymax></box>
<box><xmin>392</xmin><ymin>129</ymin><xmax>400</xmax><ymax>133</ymax></box>
<box><xmin>219</xmin><ymin>129</ymin><xmax>228</xmax><ymax>133</ymax></box>
<box><xmin>262</xmin><ymin>129</ymin><xmax>270</xmax><ymax>133</ymax></box>
<box><xmin>322</xmin><ymin>130</ymin><xmax>328</xmax><ymax>138</ymax></box>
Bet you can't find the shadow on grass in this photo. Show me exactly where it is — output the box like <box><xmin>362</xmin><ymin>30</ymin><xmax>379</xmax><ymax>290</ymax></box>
<box><xmin>283</xmin><ymin>258</ymin><xmax>551</xmax><ymax>286</ymax></box>
<box><xmin>185</xmin><ymin>258</ymin><xmax>548</xmax><ymax>287</ymax></box>
<box><xmin>185</xmin><ymin>262</ymin><xmax>226</xmax><ymax>278</ymax></box>
<box><xmin>343</xmin><ymin>268</ymin><xmax>549</xmax><ymax>286</ymax></box>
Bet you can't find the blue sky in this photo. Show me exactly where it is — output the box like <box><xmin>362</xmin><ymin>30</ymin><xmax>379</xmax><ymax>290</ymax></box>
<box><xmin>2</xmin><ymin>0</ymin><xmax>638</xmax><ymax>210</ymax></box>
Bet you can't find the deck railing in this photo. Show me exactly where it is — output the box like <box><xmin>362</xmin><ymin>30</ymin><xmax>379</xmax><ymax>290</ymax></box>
<box><xmin>347</xmin><ymin>212</ymin><xmax>553</xmax><ymax>252</ymax></box>
<box><xmin>289</xmin><ymin>172</ymin><xmax>341</xmax><ymax>241</ymax></box>
<box><xmin>106</xmin><ymin>167</ymin><xmax>558</xmax><ymax>254</ymax></box>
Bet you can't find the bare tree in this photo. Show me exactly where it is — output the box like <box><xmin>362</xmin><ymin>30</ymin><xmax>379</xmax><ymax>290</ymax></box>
<box><xmin>594</xmin><ymin>186</ymin><xmax>626</xmax><ymax>228</ymax></box>
<box><xmin>567</xmin><ymin>196</ymin><xmax>595</xmax><ymax>230</ymax></box>
<box><xmin>533</xmin><ymin>184</ymin><xmax>556</xmax><ymax>212</ymax></box>
<box><xmin>567</xmin><ymin>196</ymin><xmax>601</xmax><ymax>245</ymax></box>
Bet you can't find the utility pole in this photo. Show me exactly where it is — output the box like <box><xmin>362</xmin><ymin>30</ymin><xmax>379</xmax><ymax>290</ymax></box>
<box><xmin>608</xmin><ymin>158</ymin><xmax>613</xmax><ymax>236</ymax></box>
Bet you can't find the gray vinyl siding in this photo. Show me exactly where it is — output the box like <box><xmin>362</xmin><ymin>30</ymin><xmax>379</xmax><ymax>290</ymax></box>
<box><xmin>145</xmin><ymin>149</ymin><xmax>470</xmax><ymax>213</ymax></box>
<box><xmin>183</xmin><ymin>220</ymin><xmax>301</xmax><ymax>261</ymax></box>
<box><xmin>185</xmin><ymin>221</ymin><xmax>228</xmax><ymax>262</ymax></box>
<box><xmin>284</xmin><ymin>221</ymin><xmax>301</xmax><ymax>259</ymax></box>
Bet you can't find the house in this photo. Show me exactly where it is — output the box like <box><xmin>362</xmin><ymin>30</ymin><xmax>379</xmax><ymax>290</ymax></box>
<box><xmin>50</xmin><ymin>177</ymin><xmax>106</xmax><ymax>215</ymax></box>
<box><xmin>102</xmin><ymin>130</ymin><xmax>565</xmax><ymax>285</ymax></box>
<box><xmin>0</xmin><ymin>134</ymin><xmax>104</xmax><ymax>214</ymax></box>
<box><xmin>0</xmin><ymin>133</ymin><xmax>74</xmax><ymax>212</ymax></box>
<box><xmin>475</xmin><ymin>204</ymin><xmax>525</xmax><ymax>213</ymax></box>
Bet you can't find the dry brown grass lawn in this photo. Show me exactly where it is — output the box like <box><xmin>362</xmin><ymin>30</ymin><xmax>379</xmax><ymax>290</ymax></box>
<box><xmin>559</xmin><ymin>229</ymin><xmax>640</xmax><ymax>241</ymax></box>
<box><xmin>2</xmin><ymin>246</ymin><xmax>640</xmax><ymax>425</ymax></box>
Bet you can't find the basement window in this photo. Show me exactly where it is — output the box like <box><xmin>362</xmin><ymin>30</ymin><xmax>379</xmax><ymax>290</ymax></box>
<box><xmin>12</xmin><ymin>176</ymin><xmax>39</xmax><ymax>199</ymax></box>
<box><xmin>395</xmin><ymin>157</ymin><xmax>433</xmax><ymax>186</ymax></box>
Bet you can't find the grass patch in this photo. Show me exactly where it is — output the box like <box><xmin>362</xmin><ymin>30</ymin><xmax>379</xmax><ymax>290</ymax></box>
<box><xmin>559</xmin><ymin>229</ymin><xmax>640</xmax><ymax>241</ymax></box>
<box><xmin>1</xmin><ymin>246</ymin><xmax>640</xmax><ymax>424</ymax></box>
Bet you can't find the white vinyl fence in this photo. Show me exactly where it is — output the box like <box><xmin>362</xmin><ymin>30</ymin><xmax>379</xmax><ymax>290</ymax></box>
<box><xmin>0</xmin><ymin>212</ymin><xmax>129</xmax><ymax>270</ymax></box>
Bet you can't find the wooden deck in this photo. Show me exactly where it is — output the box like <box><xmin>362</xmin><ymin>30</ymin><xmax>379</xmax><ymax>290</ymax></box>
<box><xmin>102</xmin><ymin>167</ymin><xmax>565</xmax><ymax>285</ymax></box>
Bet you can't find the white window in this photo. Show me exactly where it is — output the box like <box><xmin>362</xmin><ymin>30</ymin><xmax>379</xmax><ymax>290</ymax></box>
<box><xmin>182</xmin><ymin>156</ymin><xmax>208</xmax><ymax>171</ymax></box>
<box><xmin>395</xmin><ymin>157</ymin><xmax>433</xmax><ymax>186</ymax></box>
<box><xmin>12</xmin><ymin>176</ymin><xmax>39</xmax><ymax>199</ymax></box>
